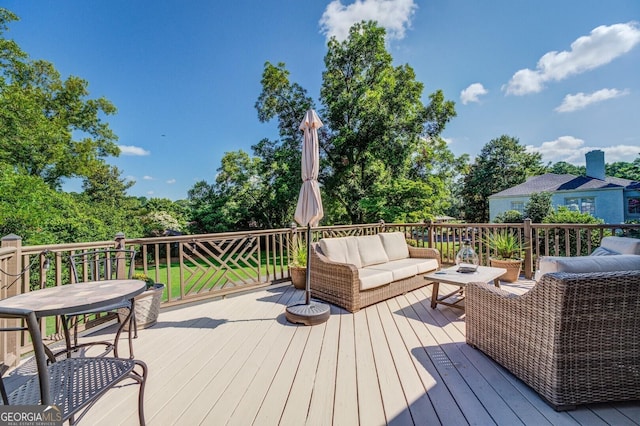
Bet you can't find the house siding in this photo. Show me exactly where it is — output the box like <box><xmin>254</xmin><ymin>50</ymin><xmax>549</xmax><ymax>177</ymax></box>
<box><xmin>489</xmin><ymin>188</ymin><xmax>626</xmax><ymax>223</ymax></box>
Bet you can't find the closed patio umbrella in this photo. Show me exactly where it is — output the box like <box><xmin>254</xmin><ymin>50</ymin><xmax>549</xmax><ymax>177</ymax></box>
<box><xmin>285</xmin><ymin>109</ymin><xmax>330</xmax><ymax>326</ymax></box>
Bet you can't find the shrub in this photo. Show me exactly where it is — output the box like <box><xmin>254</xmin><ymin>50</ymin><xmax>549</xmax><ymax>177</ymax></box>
<box><xmin>494</xmin><ymin>210</ymin><xmax>523</xmax><ymax>223</ymax></box>
<box><xmin>540</xmin><ymin>207</ymin><xmax>605</xmax><ymax>256</ymax></box>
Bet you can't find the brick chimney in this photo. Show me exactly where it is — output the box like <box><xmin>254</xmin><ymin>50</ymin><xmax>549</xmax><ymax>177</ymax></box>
<box><xmin>585</xmin><ymin>150</ymin><xmax>605</xmax><ymax>180</ymax></box>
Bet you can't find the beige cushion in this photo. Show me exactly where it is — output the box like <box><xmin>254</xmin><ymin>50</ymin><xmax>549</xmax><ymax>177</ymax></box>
<box><xmin>318</xmin><ymin>236</ymin><xmax>362</xmax><ymax>268</ymax></box>
<box><xmin>397</xmin><ymin>257</ymin><xmax>439</xmax><ymax>274</ymax></box>
<box><xmin>600</xmin><ymin>236</ymin><xmax>640</xmax><ymax>255</ymax></box>
<box><xmin>536</xmin><ymin>254</ymin><xmax>640</xmax><ymax>281</ymax></box>
<box><xmin>356</xmin><ymin>235</ymin><xmax>389</xmax><ymax>266</ymax></box>
<box><xmin>378</xmin><ymin>232</ymin><xmax>410</xmax><ymax>261</ymax></box>
<box><xmin>358</xmin><ymin>268</ymin><xmax>393</xmax><ymax>290</ymax></box>
<box><xmin>365</xmin><ymin>259</ymin><xmax>418</xmax><ymax>281</ymax></box>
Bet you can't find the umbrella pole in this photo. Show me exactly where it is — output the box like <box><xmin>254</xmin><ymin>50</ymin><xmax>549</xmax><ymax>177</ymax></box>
<box><xmin>305</xmin><ymin>224</ymin><xmax>311</xmax><ymax>305</ymax></box>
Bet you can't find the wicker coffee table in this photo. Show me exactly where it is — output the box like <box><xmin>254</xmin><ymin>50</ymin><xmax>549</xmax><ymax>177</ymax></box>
<box><xmin>424</xmin><ymin>265</ymin><xmax>506</xmax><ymax>310</ymax></box>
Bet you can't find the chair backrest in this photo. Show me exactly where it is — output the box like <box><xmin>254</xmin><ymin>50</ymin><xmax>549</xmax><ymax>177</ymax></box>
<box><xmin>70</xmin><ymin>249</ymin><xmax>136</xmax><ymax>284</ymax></box>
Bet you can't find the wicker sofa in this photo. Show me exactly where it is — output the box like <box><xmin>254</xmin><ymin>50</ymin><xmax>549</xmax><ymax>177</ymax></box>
<box><xmin>466</xmin><ymin>254</ymin><xmax>640</xmax><ymax>410</ymax></box>
<box><xmin>309</xmin><ymin>232</ymin><xmax>440</xmax><ymax>312</ymax></box>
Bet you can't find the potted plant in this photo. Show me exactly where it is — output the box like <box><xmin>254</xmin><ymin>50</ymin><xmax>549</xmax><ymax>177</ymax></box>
<box><xmin>485</xmin><ymin>229</ymin><xmax>524</xmax><ymax>282</ymax></box>
<box><xmin>289</xmin><ymin>241</ymin><xmax>307</xmax><ymax>290</ymax></box>
<box><xmin>120</xmin><ymin>273</ymin><xmax>165</xmax><ymax>330</ymax></box>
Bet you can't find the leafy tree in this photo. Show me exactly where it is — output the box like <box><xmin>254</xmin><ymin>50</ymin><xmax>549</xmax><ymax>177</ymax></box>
<box><xmin>607</xmin><ymin>155</ymin><xmax>640</xmax><ymax>181</ymax></box>
<box><xmin>523</xmin><ymin>191</ymin><xmax>552</xmax><ymax>223</ymax></box>
<box><xmin>549</xmin><ymin>155</ymin><xmax>640</xmax><ymax>181</ymax></box>
<box><xmin>141</xmin><ymin>211</ymin><xmax>182</xmax><ymax>237</ymax></box>
<box><xmin>548</xmin><ymin>161</ymin><xmax>584</xmax><ymax>176</ymax></box>
<box><xmin>320</xmin><ymin>22</ymin><xmax>457</xmax><ymax>223</ymax></box>
<box><xmin>461</xmin><ymin>135</ymin><xmax>544</xmax><ymax>223</ymax></box>
<box><xmin>189</xmin><ymin>22</ymin><xmax>461</xmax><ymax>230</ymax></box>
<box><xmin>0</xmin><ymin>8</ymin><xmax>122</xmax><ymax>192</ymax></box>
<box><xmin>187</xmin><ymin>180</ymin><xmax>223</xmax><ymax>233</ymax></box>
<box><xmin>0</xmin><ymin>8</ymin><xmax>156</xmax><ymax>244</ymax></box>
<box><xmin>141</xmin><ymin>197</ymin><xmax>189</xmax><ymax>230</ymax></box>
<box><xmin>0</xmin><ymin>165</ymin><xmax>105</xmax><ymax>244</ymax></box>
<box><xmin>82</xmin><ymin>164</ymin><xmax>134</xmax><ymax>206</ymax></box>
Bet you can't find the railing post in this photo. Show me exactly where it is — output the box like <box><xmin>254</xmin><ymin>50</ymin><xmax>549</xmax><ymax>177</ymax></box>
<box><xmin>427</xmin><ymin>220</ymin><xmax>435</xmax><ymax>249</ymax></box>
<box><xmin>1</xmin><ymin>234</ymin><xmax>22</xmax><ymax>367</ymax></box>
<box><xmin>523</xmin><ymin>219</ymin><xmax>533</xmax><ymax>279</ymax></box>
<box><xmin>114</xmin><ymin>232</ymin><xmax>126</xmax><ymax>279</ymax></box>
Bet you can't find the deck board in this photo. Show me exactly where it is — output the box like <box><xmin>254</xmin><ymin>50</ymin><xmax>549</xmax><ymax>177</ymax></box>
<box><xmin>333</xmin><ymin>311</ymin><xmax>359</xmax><ymax>426</ymax></box>
<box><xmin>353</xmin><ymin>309</ymin><xmax>387</xmax><ymax>426</ymax></box>
<box><xmin>9</xmin><ymin>279</ymin><xmax>639</xmax><ymax>426</ymax></box>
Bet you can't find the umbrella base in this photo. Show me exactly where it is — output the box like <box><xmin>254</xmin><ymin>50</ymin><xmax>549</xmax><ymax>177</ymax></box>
<box><xmin>285</xmin><ymin>301</ymin><xmax>330</xmax><ymax>326</ymax></box>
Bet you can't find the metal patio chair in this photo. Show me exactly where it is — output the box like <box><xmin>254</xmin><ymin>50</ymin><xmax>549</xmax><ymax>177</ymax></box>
<box><xmin>63</xmin><ymin>249</ymin><xmax>138</xmax><ymax>358</ymax></box>
<box><xmin>0</xmin><ymin>308</ymin><xmax>147</xmax><ymax>424</ymax></box>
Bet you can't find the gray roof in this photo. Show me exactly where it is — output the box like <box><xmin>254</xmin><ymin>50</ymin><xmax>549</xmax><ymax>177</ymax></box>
<box><xmin>491</xmin><ymin>173</ymin><xmax>637</xmax><ymax>197</ymax></box>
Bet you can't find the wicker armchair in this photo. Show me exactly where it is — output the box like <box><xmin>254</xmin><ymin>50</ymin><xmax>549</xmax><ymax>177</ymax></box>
<box><xmin>466</xmin><ymin>270</ymin><xmax>640</xmax><ymax>410</ymax></box>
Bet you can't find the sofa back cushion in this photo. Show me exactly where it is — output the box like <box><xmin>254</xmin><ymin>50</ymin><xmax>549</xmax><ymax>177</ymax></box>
<box><xmin>378</xmin><ymin>232</ymin><xmax>410</xmax><ymax>261</ymax></box>
<box><xmin>599</xmin><ymin>236</ymin><xmax>640</xmax><ymax>255</ymax></box>
<box><xmin>537</xmin><ymin>254</ymin><xmax>640</xmax><ymax>280</ymax></box>
<box><xmin>355</xmin><ymin>235</ymin><xmax>389</xmax><ymax>267</ymax></box>
<box><xmin>318</xmin><ymin>236</ymin><xmax>362</xmax><ymax>269</ymax></box>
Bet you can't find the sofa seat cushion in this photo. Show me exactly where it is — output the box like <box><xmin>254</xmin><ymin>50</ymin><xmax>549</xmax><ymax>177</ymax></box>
<box><xmin>364</xmin><ymin>259</ymin><xmax>418</xmax><ymax>282</ymax></box>
<box><xmin>356</xmin><ymin>235</ymin><xmax>389</xmax><ymax>267</ymax></box>
<box><xmin>536</xmin><ymin>254</ymin><xmax>640</xmax><ymax>281</ymax></box>
<box><xmin>358</xmin><ymin>268</ymin><xmax>394</xmax><ymax>291</ymax></box>
<box><xmin>319</xmin><ymin>236</ymin><xmax>362</xmax><ymax>269</ymax></box>
<box><xmin>400</xmin><ymin>257</ymin><xmax>439</xmax><ymax>274</ymax></box>
<box><xmin>378</xmin><ymin>232</ymin><xmax>410</xmax><ymax>261</ymax></box>
<box><xmin>599</xmin><ymin>236</ymin><xmax>640</xmax><ymax>255</ymax></box>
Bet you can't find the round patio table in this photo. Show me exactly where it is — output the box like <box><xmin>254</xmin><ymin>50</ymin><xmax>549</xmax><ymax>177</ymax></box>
<box><xmin>0</xmin><ymin>279</ymin><xmax>147</xmax><ymax>318</ymax></box>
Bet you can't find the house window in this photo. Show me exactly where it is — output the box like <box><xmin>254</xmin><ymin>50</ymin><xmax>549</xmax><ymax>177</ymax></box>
<box><xmin>628</xmin><ymin>197</ymin><xmax>640</xmax><ymax>215</ymax></box>
<box><xmin>510</xmin><ymin>201</ymin><xmax>524</xmax><ymax>213</ymax></box>
<box><xmin>565</xmin><ymin>197</ymin><xmax>595</xmax><ymax>215</ymax></box>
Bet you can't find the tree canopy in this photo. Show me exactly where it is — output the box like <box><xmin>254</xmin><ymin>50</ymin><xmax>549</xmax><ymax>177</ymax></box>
<box><xmin>192</xmin><ymin>21</ymin><xmax>461</xmax><ymax>230</ymax></box>
<box><xmin>0</xmin><ymin>10</ymin><xmax>120</xmax><ymax>190</ymax></box>
<box><xmin>460</xmin><ymin>135</ymin><xmax>545</xmax><ymax>223</ymax></box>
<box><xmin>0</xmin><ymin>8</ymin><xmax>187</xmax><ymax>244</ymax></box>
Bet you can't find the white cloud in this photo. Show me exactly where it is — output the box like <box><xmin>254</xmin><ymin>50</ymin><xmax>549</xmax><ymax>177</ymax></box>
<box><xmin>166</xmin><ymin>179</ymin><xmax>176</xmax><ymax>184</ymax></box>
<box><xmin>504</xmin><ymin>22</ymin><xmax>640</xmax><ymax>95</ymax></box>
<box><xmin>460</xmin><ymin>83</ymin><xmax>488</xmax><ymax>104</ymax></box>
<box><xmin>320</xmin><ymin>0</ymin><xmax>417</xmax><ymax>42</ymax></box>
<box><xmin>118</xmin><ymin>145</ymin><xmax>150</xmax><ymax>156</ymax></box>
<box><xmin>146</xmin><ymin>191</ymin><xmax>154</xmax><ymax>196</ymax></box>
<box><xmin>555</xmin><ymin>88</ymin><xmax>629</xmax><ymax>112</ymax></box>
<box><xmin>143</xmin><ymin>175</ymin><xmax>154</xmax><ymax>180</ymax></box>
<box><xmin>526</xmin><ymin>136</ymin><xmax>640</xmax><ymax>164</ymax></box>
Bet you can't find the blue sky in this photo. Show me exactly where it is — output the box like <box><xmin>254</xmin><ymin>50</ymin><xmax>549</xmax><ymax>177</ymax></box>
<box><xmin>5</xmin><ymin>0</ymin><xmax>640</xmax><ymax>200</ymax></box>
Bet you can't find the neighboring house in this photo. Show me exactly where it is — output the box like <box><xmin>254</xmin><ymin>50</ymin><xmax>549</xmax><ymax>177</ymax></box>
<box><xmin>489</xmin><ymin>150</ymin><xmax>640</xmax><ymax>223</ymax></box>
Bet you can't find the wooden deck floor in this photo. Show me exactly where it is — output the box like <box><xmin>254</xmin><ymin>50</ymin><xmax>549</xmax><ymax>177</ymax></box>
<box><xmin>15</xmin><ymin>281</ymin><xmax>640</xmax><ymax>425</ymax></box>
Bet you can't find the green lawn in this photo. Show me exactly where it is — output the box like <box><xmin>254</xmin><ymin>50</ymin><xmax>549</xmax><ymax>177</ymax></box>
<box><xmin>138</xmin><ymin>252</ymin><xmax>286</xmax><ymax>301</ymax></box>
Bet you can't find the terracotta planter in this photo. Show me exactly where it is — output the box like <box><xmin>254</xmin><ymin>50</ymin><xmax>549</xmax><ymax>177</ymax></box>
<box><xmin>489</xmin><ymin>258</ymin><xmax>522</xmax><ymax>283</ymax></box>
<box><xmin>119</xmin><ymin>283</ymin><xmax>165</xmax><ymax>330</ymax></box>
<box><xmin>290</xmin><ymin>266</ymin><xmax>307</xmax><ymax>290</ymax></box>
